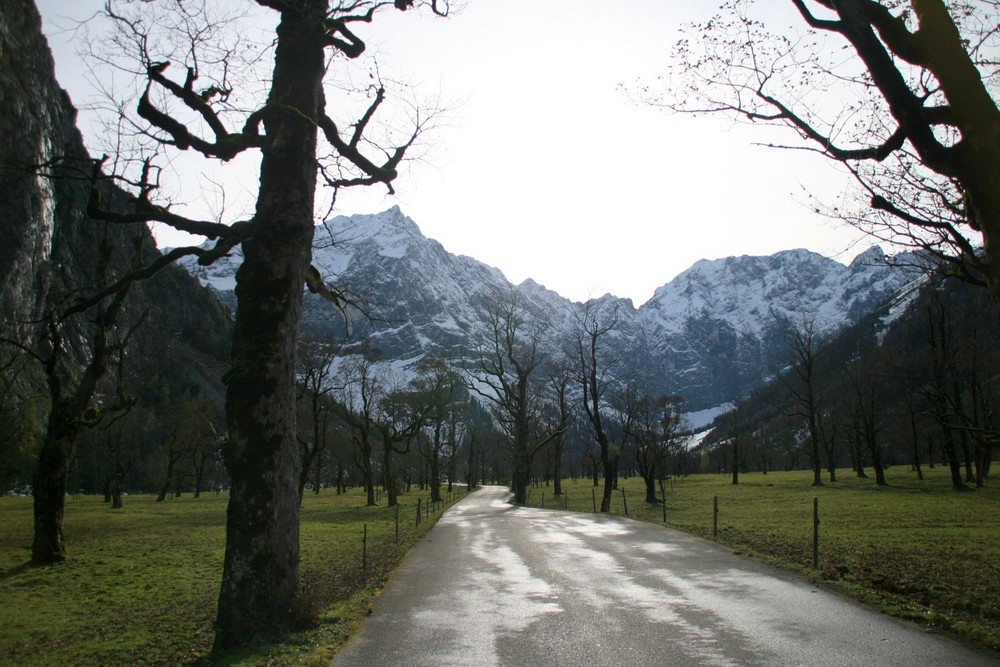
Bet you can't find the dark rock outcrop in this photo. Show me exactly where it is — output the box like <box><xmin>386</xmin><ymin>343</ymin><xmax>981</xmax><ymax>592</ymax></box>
<box><xmin>0</xmin><ymin>0</ymin><xmax>230</xmax><ymax>424</ymax></box>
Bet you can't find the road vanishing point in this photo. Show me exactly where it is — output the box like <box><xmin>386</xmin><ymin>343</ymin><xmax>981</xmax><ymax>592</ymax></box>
<box><xmin>333</xmin><ymin>486</ymin><xmax>997</xmax><ymax>666</ymax></box>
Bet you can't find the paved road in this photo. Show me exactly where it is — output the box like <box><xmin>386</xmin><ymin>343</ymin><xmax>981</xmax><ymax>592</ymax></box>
<box><xmin>333</xmin><ymin>486</ymin><xmax>997</xmax><ymax>666</ymax></box>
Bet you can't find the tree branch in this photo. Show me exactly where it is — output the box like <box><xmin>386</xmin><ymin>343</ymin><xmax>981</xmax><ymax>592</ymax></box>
<box><xmin>137</xmin><ymin>66</ymin><xmax>264</xmax><ymax>162</ymax></box>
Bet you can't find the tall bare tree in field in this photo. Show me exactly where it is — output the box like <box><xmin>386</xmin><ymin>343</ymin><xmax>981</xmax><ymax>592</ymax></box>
<box><xmin>618</xmin><ymin>386</ymin><xmax>685</xmax><ymax>503</ymax></box>
<box><xmin>297</xmin><ymin>338</ymin><xmax>339</xmax><ymax>501</ymax></box>
<box><xmin>658</xmin><ymin>1</ymin><xmax>1000</xmax><ymax>311</ymax></box>
<box><xmin>780</xmin><ymin>320</ymin><xmax>826</xmax><ymax>486</ymax></box>
<box><xmin>25</xmin><ymin>232</ymin><xmax>142</xmax><ymax>563</ymax></box>
<box><xmin>412</xmin><ymin>358</ymin><xmax>466</xmax><ymax>503</ymax></box>
<box><xmin>467</xmin><ymin>286</ymin><xmax>562</xmax><ymax>505</ymax></box>
<box><xmin>84</xmin><ymin>0</ymin><xmax>448</xmax><ymax>648</ymax></box>
<box><xmin>333</xmin><ymin>348</ymin><xmax>388</xmax><ymax>506</ymax></box>
<box><xmin>576</xmin><ymin>299</ymin><xmax>621</xmax><ymax>512</ymax></box>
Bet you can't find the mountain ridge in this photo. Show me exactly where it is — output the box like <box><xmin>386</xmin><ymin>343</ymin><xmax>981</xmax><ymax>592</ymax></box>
<box><xmin>178</xmin><ymin>206</ymin><xmax>923</xmax><ymax>412</ymax></box>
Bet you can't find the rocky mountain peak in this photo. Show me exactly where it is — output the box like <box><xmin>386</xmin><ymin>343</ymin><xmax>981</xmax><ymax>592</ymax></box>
<box><xmin>181</xmin><ymin>207</ymin><xmax>924</xmax><ymax>412</ymax></box>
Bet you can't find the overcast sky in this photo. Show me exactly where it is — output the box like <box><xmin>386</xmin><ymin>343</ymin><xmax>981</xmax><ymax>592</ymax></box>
<box><xmin>36</xmin><ymin>0</ymin><xmax>873</xmax><ymax>306</ymax></box>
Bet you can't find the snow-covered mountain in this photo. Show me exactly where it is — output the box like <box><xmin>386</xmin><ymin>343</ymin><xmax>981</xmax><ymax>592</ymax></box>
<box><xmin>634</xmin><ymin>246</ymin><xmax>916</xmax><ymax>407</ymax></box>
<box><xmin>180</xmin><ymin>206</ymin><xmax>922</xmax><ymax>411</ymax></box>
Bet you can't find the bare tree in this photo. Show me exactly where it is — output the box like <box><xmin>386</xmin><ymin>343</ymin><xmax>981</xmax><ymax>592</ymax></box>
<box><xmin>657</xmin><ymin>1</ymin><xmax>1000</xmax><ymax>309</ymax></box>
<box><xmin>412</xmin><ymin>358</ymin><xmax>465</xmax><ymax>502</ymax></box>
<box><xmin>373</xmin><ymin>376</ymin><xmax>429</xmax><ymax>507</ymax></box>
<box><xmin>333</xmin><ymin>348</ymin><xmax>387</xmax><ymax>506</ymax></box>
<box><xmin>618</xmin><ymin>386</ymin><xmax>686</xmax><ymax>503</ymax></box>
<box><xmin>779</xmin><ymin>319</ymin><xmax>826</xmax><ymax>486</ymax></box>
<box><xmin>576</xmin><ymin>299</ymin><xmax>622</xmax><ymax>512</ymax></box>
<box><xmin>21</xmin><ymin>229</ymin><xmax>143</xmax><ymax>562</ymax></box>
<box><xmin>78</xmin><ymin>0</ymin><xmax>449</xmax><ymax>646</ymax></box>
<box><xmin>297</xmin><ymin>338</ymin><xmax>340</xmax><ymax>502</ymax></box>
<box><xmin>844</xmin><ymin>341</ymin><xmax>889</xmax><ymax>485</ymax></box>
<box><xmin>547</xmin><ymin>357</ymin><xmax>575</xmax><ymax>496</ymax></box>
<box><xmin>923</xmin><ymin>296</ymin><xmax>971</xmax><ymax>488</ymax></box>
<box><xmin>467</xmin><ymin>287</ymin><xmax>562</xmax><ymax>505</ymax></box>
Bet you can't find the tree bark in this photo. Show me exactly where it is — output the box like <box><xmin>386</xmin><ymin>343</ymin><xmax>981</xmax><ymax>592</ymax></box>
<box><xmin>110</xmin><ymin>470</ymin><xmax>124</xmax><ymax>509</ymax></box>
<box><xmin>31</xmin><ymin>432</ymin><xmax>72</xmax><ymax>563</ymax></box>
<box><xmin>430</xmin><ymin>445</ymin><xmax>441</xmax><ymax>503</ymax></box>
<box><xmin>157</xmin><ymin>448</ymin><xmax>178</xmax><ymax>503</ymax></box>
<box><xmin>553</xmin><ymin>440</ymin><xmax>563</xmax><ymax>496</ymax></box>
<box><xmin>383</xmin><ymin>443</ymin><xmax>397</xmax><ymax>507</ymax></box>
<box><xmin>643</xmin><ymin>473</ymin><xmax>657</xmax><ymax>504</ymax></box>
<box><xmin>214</xmin><ymin>3</ymin><xmax>323</xmax><ymax>648</ymax></box>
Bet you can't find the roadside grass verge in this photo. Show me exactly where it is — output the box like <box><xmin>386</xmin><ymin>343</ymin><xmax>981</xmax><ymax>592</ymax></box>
<box><xmin>525</xmin><ymin>467</ymin><xmax>1000</xmax><ymax>652</ymax></box>
<box><xmin>0</xmin><ymin>488</ymin><xmax>464</xmax><ymax>666</ymax></box>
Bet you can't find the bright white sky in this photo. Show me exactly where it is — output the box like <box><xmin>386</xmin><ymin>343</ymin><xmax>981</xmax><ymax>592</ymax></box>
<box><xmin>36</xmin><ymin>0</ymin><xmax>874</xmax><ymax>306</ymax></box>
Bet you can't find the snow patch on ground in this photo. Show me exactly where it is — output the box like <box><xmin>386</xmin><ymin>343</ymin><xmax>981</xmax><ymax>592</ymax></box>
<box><xmin>686</xmin><ymin>403</ymin><xmax>734</xmax><ymax>431</ymax></box>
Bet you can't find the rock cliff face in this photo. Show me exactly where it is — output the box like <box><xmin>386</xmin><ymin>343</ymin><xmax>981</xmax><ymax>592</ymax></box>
<box><xmin>183</xmin><ymin>206</ymin><xmax>923</xmax><ymax>412</ymax></box>
<box><xmin>0</xmin><ymin>0</ymin><xmax>80</xmax><ymax>324</ymax></box>
<box><xmin>0</xmin><ymin>0</ymin><xmax>230</xmax><ymax>390</ymax></box>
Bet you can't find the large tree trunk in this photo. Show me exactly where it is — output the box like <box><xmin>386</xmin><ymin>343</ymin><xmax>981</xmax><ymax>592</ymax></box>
<box><xmin>157</xmin><ymin>448</ymin><xmax>177</xmax><ymax>502</ymax></box>
<box><xmin>552</xmin><ymin>438</ymin><xmax>563</xmax><ymax>496</ymax></box>
<box><xmin>214</xmin><ymin>4</ymin><xmax>323</xmax><ymax>649</ymax></box>
<box><xmin>600</xmin><ymin>449</ymin><xmax>614</xmax><ymax>513</ymax></box>
<box><xmin>312</xmin><ymin>451</ymin><xmax>323</xmax><ymax>495</ymax></box>
<box><xmin>383</xmin><ymin>444</ymin><xmax>397</xmax><ymax>507</ymax></box>
<box><xmin>808</xmin><ymin>415</ymin><xmax>822</xmax><ymax>487</ymax></box>
<box><xmin>643</xmin><ymin>472</ymin><xmax>657</xmax><ymax>504</ymax></box>
<box><xmin>466</xmin><ymin>436</ymin><xmax>477</xmax><ymax>491</ymax></box>
<box><xmin>31</xmin><ymin>432</ymin><xmax>71</xmax><ymax>563</ymax></box>
<box><xmin>430</xmin><ymin>447</ymin><xmax>441</xmax><ymax>503</ymax></box>
<box><xmin>193</xmin><ymin>453</ymin><xmax>206</xmax><ymax>499</ymax></box>
<box><xmin>110</xmin><ymin>470</ymin><xmax>124</xmax><ymax>509</ymax></box>
<box><xmin>362</xmin><ymin>447</ymin><xmax>376</xmax><ymax>506</ymax></box>
<box><xmin>511</xmin><ymin>443</ymin><xmax>530</xmax><ymax>505</ymax></box>
<box><xmin>942</xmin><ymin>426</ymin><xmax>965</xmax><ymax>489</ymax></box>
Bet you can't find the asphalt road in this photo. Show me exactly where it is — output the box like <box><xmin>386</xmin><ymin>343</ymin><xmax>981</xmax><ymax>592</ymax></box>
<box><xmin>332</xmin><ymin>486</ymin><xmax>997</xmax><ymax>666</ymax></box>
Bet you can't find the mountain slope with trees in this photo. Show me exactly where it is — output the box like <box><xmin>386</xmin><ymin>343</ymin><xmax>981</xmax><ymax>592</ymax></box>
<box><xmin>699</xmin><ymin>274</ymin><xmax>998</xmax><ymax>488</ymax></box>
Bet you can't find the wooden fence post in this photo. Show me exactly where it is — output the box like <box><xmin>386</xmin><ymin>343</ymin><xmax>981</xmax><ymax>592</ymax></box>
<box><xmin>813</xmin><ymin>497</ymin><xmax>820</xmax><ymax>569</ymax></box>
<box><xmin>659</xmin><ymin>478</ymin><xmax>667</xmax><ymax>524</ymax></box>
<box><xmin>713</xmin><ymin>496</ymin><xmax>719</xmax><ymax>537</ymax></box>
<box><xmin>362</xmin><ymin>523</ymin><xmax>368</xmax><ymax>572</ymax></box>
<box><xmin>621</xmin><ymin>488</ymin><xmax>629</xmax><ymax>517</ymax></box>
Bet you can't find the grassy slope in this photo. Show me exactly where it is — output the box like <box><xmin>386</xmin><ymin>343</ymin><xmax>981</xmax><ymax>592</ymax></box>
<box><xmin>526</xmin><ymin>467</ymin><xmax>1000</xmax><ymax>651</ymax></box>
<box><xmin>0</xmin><ymin>489</ymin><xmax>462</xmax><ymax>666</ymax></box>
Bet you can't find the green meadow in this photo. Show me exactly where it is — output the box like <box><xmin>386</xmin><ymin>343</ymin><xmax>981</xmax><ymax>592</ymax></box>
<box><xmin>527</xmin><ymin>467</ymin><xmax>1000</xmax><ymax>651</ymax></box>
<box><xmin>0</xmin><ymin>489</ymin><xmax>462</xmax><ymax>666</ymax></box>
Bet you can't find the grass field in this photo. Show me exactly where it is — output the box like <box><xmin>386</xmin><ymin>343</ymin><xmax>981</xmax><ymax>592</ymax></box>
<box><xmin>0</xmin><ymin>487</ymin><xmax>464</xmax><ymax>666</ymax></box>
<box><xmin>525</xmin><ymin>466</ymin><xmax>1000</xmax><ymax>651</ymax></box>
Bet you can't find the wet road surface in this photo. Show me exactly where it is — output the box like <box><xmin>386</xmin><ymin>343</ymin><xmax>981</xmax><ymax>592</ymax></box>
<box><xmin>332</xmin><ymin>486</ymin><xmax>997</xmax><ymax>666</ymax></box>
